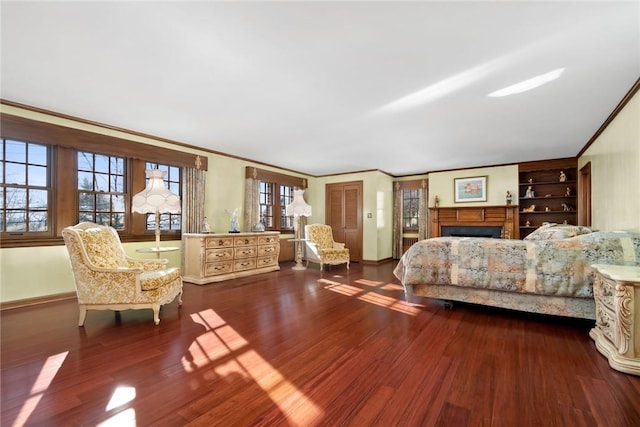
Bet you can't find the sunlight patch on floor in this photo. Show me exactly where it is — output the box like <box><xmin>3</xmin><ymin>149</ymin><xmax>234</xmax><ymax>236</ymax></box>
<box><xmin>106</xmin><ymin>386</ymin><xmax>136</xmax><ymax>411</ymax></box>
<box><xmin>182</xmin><ymin>309</ymin><xmax>324</xmax><ymax>426</ymax></box>
<box><xmin>13</xmin><ymin>351</ymin><xmax>68</xmax><ymax>427</ymax></box>
<box><xmin>322</xmin><ymin>279</ymin><xmax>420</xmax><ymax>316</ymax></box>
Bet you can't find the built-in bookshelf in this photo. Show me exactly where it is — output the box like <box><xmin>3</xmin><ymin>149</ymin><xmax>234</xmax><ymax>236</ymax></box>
<box><xmin>518</xmin><ymin>158</ymin><xmax>578</xmax><ymax>239</ymax></box>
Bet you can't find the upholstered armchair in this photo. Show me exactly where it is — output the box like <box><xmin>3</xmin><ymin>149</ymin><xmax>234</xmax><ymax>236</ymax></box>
<box><xmin>304</xmin><ymin>223</ymin><xmax>350</xmax><ymax>270</ymax></box>
<box><xmin>62</xmin><ymin>222</ymin><xmax>183</xmax><ymax>326</ymax></box>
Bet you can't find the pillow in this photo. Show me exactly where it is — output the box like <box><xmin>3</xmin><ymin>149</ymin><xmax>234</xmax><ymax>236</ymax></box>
<box><xmin>524</xmin><ymin>223</ymin><xmax>592</xmax><ymax>241</ymax></box>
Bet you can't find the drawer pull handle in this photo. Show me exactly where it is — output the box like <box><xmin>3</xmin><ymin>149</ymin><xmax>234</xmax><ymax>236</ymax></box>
<box><xmin>218</xmin><ymin>240</ymin><xmax>224</xmax><ymax>245</ymax></box>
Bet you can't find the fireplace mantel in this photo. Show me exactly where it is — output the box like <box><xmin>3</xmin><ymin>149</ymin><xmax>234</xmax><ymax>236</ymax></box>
<box><xmin>429</xmin><ymin>205</ymin><xmax>519</xmax><ymax>239</ymax></box>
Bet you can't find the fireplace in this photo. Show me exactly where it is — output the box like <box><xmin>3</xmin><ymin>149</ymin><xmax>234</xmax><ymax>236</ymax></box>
<box><xmin>429</xmin><ymin>205</ymin><xmax>518</xmax><ymax>239</ymax></box>
<box><xmin>441</xmin><ymin>226</ymin><xmax>503</xmax><ymax>238</ymax></box>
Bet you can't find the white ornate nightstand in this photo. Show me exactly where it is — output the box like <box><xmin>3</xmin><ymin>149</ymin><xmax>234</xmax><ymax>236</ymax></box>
<box><xmin>590</xmin><ymin>264</ymin><xmax>640</xmax><ymax>376</ymax></box>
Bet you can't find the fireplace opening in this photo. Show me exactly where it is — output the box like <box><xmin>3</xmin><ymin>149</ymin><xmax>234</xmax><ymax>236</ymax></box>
<box><xmin>441</xmin><ymin>226</ymin><xmax>502</xmax><ymax>238</ymax></box>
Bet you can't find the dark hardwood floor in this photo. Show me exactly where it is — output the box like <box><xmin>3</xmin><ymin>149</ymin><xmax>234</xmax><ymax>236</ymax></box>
<box><xmin>2</xmin><ymin>262</ymin><xmax>639</xmax><ymax>426</ymax></box>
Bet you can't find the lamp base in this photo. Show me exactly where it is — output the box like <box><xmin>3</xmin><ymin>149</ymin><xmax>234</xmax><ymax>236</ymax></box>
<box><xmin>292</xmin><ymin>262</ymin><xmax>307</xmax><ymax>271</ymax></box>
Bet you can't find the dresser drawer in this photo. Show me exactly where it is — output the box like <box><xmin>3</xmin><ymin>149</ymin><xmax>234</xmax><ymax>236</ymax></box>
<box><xmin>257</xmin><ymin>244</ymin><xmax>278</xmax><ymax>257</ymax></box>
<box><xmin>234</xmin><ymin>258</ymin><xmax>256</xmax><ymax>272</ymax></box>
<box><xmin>205</xmin><ymin>237</ymin><xmax>233</xmax><ymax>249</ymax></box>
<box><xmin>205</xmin><ymin>261</ymin><xmax>234</xmax><ymax>276</ymax></box>
<box><xmin>257</xmin><ymin>255</ymin><xmax>278</xmax><ymax>268</ymax></box>
<box><xmin>206</xmin><ymin>248</ymin><xmax>233</xmax><ymax>262</ymax></box>
<box><xmin>234</xmin><ymin>236</ymin><xmax>257</xmax><ymax>247</ymax></box>
<box><xmin>258</xmin><ymin>235</ymin><xmax>279</xmax><ymax>245</ymax></box>
<box><xmin>234</xmin><ymin>246</ymin><xmax>257</xmax><ymax>259</ymax></box>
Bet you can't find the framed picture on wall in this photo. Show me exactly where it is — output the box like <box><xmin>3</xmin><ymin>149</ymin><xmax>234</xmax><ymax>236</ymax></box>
<box><xmin>454</xmin><ymin>176</ymin><xmax>487</xmax><ymax>202</ymax></box>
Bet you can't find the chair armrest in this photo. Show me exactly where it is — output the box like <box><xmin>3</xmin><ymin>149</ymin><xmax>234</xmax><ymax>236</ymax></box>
<box><xmin>125</xmin><ymin>258</ymin><xmax>168</xmax><ymax>271</ymax></box>
<box><xmin>333</xmin><ymin>242</ymin><xmax>345</xmax><ymax>250</ymax></box>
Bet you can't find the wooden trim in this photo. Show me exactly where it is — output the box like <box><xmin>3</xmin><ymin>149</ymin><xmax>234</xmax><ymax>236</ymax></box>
<box><xmin>1</xmin><ymin>113</ymin><xmax>208</xmax><ymax>170</ymax></box>
<box><xmin>397</xmin><ymin>179</ymin><xmax>427</xmax><ymax>190</ymax></box>
<box><xmin>0</xmin><ymin>292</ymin><xmax>77</xmax><ymax>311</ymax></box>
<box><xmin>578</xmin><ymin>78</ymin><xmax>640</xmax><ymax>158</ymax></box>
<box><xmin>361</xmin><ymin>258</ymin><xmax>393</xmax><ymax>265</ymax></box>
<box><xmin>429</xmin><ymin>205</ymin><xmax>519</xmax><ymax>239</ymax></box>
<box><xmin>245</xmin><ymin>166</ymin><xmax>307</xmax><ymax>188</ymax></box>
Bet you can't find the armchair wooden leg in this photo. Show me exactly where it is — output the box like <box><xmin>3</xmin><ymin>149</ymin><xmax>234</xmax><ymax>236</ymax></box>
<box><xmin>78</xmin><ymin>305</ymin><xmax>87</xmax><ymax>327</ymax></box>
<box><xmin>153</xmin><ymin>304</ymin><xmax>161</xmax><ymax>325</ymax></box>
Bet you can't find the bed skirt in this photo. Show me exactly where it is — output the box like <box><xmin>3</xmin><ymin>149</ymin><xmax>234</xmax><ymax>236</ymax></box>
<box><xmin>405</xmin><ymin>283</ymin><xmax>596</xmax><ymax>320</ymax></box>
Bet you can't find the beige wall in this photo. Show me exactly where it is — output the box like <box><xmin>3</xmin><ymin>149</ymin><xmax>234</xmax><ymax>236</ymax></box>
<box><xmin>310</xmin><ymin>170</ymin><xmax>394</xmax><ymax>262</ymax></box>
<box><xmin>578</xmin><ymin>90</ymin><xmax>640</xmax><ymax>232</ymax></box>
<box><xmin>428</xmin><ymin>165</ymin><xmax>519</xmax><ymax>208</ymax></box>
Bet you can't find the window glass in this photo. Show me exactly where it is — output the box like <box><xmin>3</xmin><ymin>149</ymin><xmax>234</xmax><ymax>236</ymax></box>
<box><xmin>403</xmin><ymin>189</ymin><xmax>420</xmax><ymax>229</ymax></box>
<box><xmin>1</xmin><ymin>139</ymin><xmax>50</xmax><ymax>233</ymax></box>
<box><xmin>78</xmin><ymin>151</ymin><xmax>126</xmax><ymax>229</ymax></box>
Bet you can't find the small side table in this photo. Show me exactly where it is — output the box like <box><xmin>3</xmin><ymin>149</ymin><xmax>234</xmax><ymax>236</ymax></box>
<box><xmin>590</xmin><ymin>264</ymin><xmax>640</xmax><ymax>376</ymax></box>
<box><xmin>136</xmin><ymin>246</ymin><xmax>180</xmax><ymax>259</ymax></box>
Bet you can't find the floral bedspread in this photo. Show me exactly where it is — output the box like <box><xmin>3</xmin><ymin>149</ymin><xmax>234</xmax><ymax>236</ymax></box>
<box><xmin>394</xmin><ymin>231</ymin><xmax>640</xmax><ymax>298</ymax></box>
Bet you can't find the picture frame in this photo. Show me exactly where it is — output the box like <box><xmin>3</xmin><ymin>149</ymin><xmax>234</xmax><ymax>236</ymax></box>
<box><xmin>454</xmin><ymin>176</ymin><xmax>487</xmax><ymax>203</ymax></box>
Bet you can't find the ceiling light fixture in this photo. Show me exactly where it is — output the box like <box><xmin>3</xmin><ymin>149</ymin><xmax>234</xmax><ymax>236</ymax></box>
<box><xmin>488</xmin><ymin>68</ymin><xmax>565</xmax><ymax>97</ymax></box>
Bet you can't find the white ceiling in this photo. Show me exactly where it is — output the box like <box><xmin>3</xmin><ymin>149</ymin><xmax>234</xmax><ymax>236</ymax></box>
<box><xmin>2</xmin><ymin>1</ymin><xmax>639</xmax><ymax>176</ymax></box>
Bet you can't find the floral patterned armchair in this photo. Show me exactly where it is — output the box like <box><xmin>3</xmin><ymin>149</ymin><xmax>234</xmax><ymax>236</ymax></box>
<box><xmin>304</xmin><ymin>223</ymin><xmax>350</xmax><ymax>270</ymax></box>
<box><xmin>62</xmin><ymin>222</ymin><xmax>183</xmax><ymax>326</ymax></box>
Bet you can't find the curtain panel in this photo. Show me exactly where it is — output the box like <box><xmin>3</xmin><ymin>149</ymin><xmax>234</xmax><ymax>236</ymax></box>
<box><xmin>392</xmin><ymin>182</ymin><xmax>403</xmax><ymax>259</ymax></box>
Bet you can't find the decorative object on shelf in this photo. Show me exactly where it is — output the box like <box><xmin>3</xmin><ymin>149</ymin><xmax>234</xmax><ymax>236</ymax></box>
<box><xmin>528</xmin><ymin>178</ymin><xmax>533</xmax><ymax>184</ymax></box>
<box><xmin>286</xmin><ymin>188</ymin><xmax>312</xmax><ymax>271</ymax></box>
<box><xmin>251</xmin><ymin>222</ymin><xmax>265</xmax><ymax>232</ymax></box>
<box><xmin>506</xmin><ymin>191</ymin><xmax>512</xmax><ymax>205</ymax></box>
<box><xmin>132</xmin><ymin>169</ymin><xmax>181</xmax><ymax>251</ymax></box>
<box><xmin>559</xmin><ymin>170</ymin><xmax>567</xmax><ymax>182</ymax></box>
<box><xmin>454</xmin><ymin>176</ymin><xmax>487</xmax><ymax>203</ymax></box>
<box><xmin>523</xmin><ymin>205</ymin><xmax>536</xmax><ymax>212</ymax></box>
<box><xmin>226</xmin><ymin>208</ymin><xmax>240</xmax><ymax>233</ymax></box>
<box><xmin>201</xmin><ymin>217</ymin><xmax>211</xmax><ymax>233</ymax></box>
<box><xmin>565</xmin><ymin>187</ymin><xmax>571</xmax><ymax>196</ymax></box>
<box><xmin>545</xmin><ymin>194</ymin><xmax>552</xmax><ymax>198</ymax></box>
<box><xmin>563</xmin><ymin>220</ymin><xmax>568</xmax><ymax>224</ymax></box>
<box><xmin>525</xmin><ymin>220</ymin><xmax>531</xmax><ymax>227</ymax></box>
<box><xmin>524</xmin><ymin>186</ymin><xmax>535</xmax><ymax>198</ymax></box>
<box><xmin>434</xmin><ymin>195</ymin><xmax>440</xmax><ymax>207</ymax></box>
<box><xmin>561</xmin><ymin>203</ymin><xmax>573</xmax><ymax>211</ymax></box>
<box><xmin>545</xmin><ymin>206</ymin><xmax>550</xmax><ymax>212</ymax></box>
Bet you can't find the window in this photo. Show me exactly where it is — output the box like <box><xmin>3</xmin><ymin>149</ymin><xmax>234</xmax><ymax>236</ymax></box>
<box><xmin>1</xmin><ymin>139</ymin><xmax>50</xmax><ymax>234</ymax></box>
<box><xmin>1</xmin><ymin>113</ymin><xmax>206</xmax><ymax>248</ymax></box>
<box><xmin>259</xmin><ymin>181</ymin><xmax>274</xmax><ymax>228</ymax></box>
<box><xmin>77</xmin><ymin>151</ymin><xmax>126</xmax><ymax>229</ymax></box>
<box><xmin>144</xmin><ymin>162</ymin><xmax>182</xmax><ymax>232</ymax></box>
<box><xmin>403</xmin><ymin>189</ymin><xmax>420</xmax><ymax>230</ymax></box>
<box><xmin>259</xmin><ymin>181</ymin><xmax>294</xmax><ymax>231</ymax></box>
<box><xmin>279</xmin><ymin>185</ymin><xmax>294</xmax><ymax>229</ymax></box>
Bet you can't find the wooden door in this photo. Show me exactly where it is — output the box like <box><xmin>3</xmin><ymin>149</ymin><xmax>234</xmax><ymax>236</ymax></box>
<box><xmin>326</xmin><ymin>181</ymin><xmax>363</xmax><ymax>262</ymax></box>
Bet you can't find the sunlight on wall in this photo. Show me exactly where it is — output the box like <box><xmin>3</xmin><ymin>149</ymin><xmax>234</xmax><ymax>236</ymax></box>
<box><xmin>13</xmin><ymin>351</ymin><xmax>68</xmax><ymax>427</ymax></box>
<box><xmin>376</xmin><ymin>191</ymin><xmax>385</xmax><ymax>229</ymax></box>
<box><xmin>182</xmin><ymin>309</ymin><xmax>324</xmax><ymax>426</ymax></box>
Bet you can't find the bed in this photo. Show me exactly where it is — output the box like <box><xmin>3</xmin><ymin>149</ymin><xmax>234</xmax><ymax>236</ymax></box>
<box><xmin>393</xmin><ymin>226</ymin><xmax>640</xmax><ymax>319</ymax></box>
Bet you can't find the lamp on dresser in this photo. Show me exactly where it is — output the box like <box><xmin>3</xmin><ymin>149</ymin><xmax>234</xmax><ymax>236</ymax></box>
<box><xmin>286</xmin><ymin>188</ymin><xmax>312</xmax><ymax>271</ymax></box>
<box><xmin>132</xmin><ymin>169</ymin><xmax>181</xmax><ymax>252</ymax></box>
